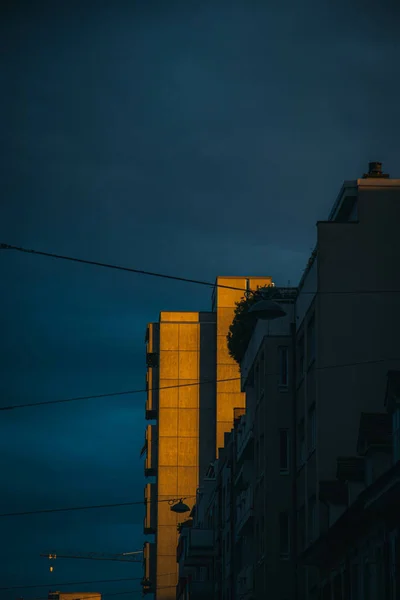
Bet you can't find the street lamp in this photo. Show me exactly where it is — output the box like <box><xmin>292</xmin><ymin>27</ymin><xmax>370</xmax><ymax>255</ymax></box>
<box><xmin>169</xmin><ymin>498</ymin><xmax>191</xmax><ymax>513</ymax></box>
<box><xmin>248</xmin><ymin>297</ymin><xmax>287</xmax><ymax>320</ymax></box>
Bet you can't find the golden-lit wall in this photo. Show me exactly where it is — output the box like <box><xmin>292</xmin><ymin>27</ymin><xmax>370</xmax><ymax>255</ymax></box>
<box><xmin>215</xmin><ymin>276</ymin><xmax>273</xmax><ymax>452</ymax></box>
<box><xmin>154</xmin><ymin>311</ymin><xmax>216</xmax><ymax>600</ymax></box>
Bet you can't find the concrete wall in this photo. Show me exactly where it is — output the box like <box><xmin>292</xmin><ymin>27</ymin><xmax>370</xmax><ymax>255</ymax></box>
<box><xmin>215</xmin><ymin>276</ymin><xmax>273</xmax><ymax>452</ymax></box>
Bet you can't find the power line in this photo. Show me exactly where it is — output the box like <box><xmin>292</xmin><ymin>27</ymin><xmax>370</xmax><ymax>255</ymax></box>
<box><xmin>0</xmin><ymin>573</ymin><xmax>177</xmax><ymax>591</ymax></box>
<box><xmin>0</xmin><ymin>496</ymin><xmax>196</xmax><ymax>518</ymax></box>
<box><xmin>2</xmin><ymin>353</ymin><xmax>399</xmax><ymax>413</ymax></box>
<box><xmin>32</xmin><ymin>589</ymin><xmax>176</xmax><ymax>600</ymax></box>
<box><xmin>0</xmin><ymin>377</ymin><xmax>239</xmax><ymax>411</ymax></box>
<box><xmin>2</xmin><ymin>243</ymin><xmax>400</xmax><ymax>295</ymax></box>
<box><xmin>0</xmin><ymin>243</ymin><xmax>258</xmax><ymax>292</ymax></box>
<box><xmin>0</xmin><ymin>355</ymin><xmax>397</xmax><ymax>517</ymax></box>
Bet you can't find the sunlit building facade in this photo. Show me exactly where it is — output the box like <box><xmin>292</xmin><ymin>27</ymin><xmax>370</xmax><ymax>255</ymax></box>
<box><xmin>142</xmin><ymin>276</ymin><xmax>273</xmax><ymax>599</ymax></box>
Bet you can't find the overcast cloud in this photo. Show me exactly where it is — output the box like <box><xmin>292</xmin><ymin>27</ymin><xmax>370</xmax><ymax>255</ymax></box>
<box><xmin>1</xmin><ymin>0</ymin><xmax>399</xmax><ymax>598</ymax></box>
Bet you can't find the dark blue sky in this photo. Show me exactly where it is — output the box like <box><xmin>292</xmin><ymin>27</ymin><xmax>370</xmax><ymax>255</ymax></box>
<box><xmin>1</xmin><ymin>1</ymin><xmax>399</xmax><ymax>598</ymax></box>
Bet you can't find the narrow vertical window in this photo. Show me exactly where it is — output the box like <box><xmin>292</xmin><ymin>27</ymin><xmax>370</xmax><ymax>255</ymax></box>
<box><xmin>279</xmin><ymin>511</ymin><xmax>290</xmax><ymax>558</ymax></box>
<box><xmin>393</xmin><ymin>408</ymin><xmax>400</xmax><ymax>464</ymax></box>
<box><xmin>279</xmin><ymin>430</ymin><xmax>289</xmax><ymax>473</ymax></box>
<box><xmin>298</xmin><ymin>419</ymin><xmax>305</xmax><ymax>466</ymax></box>
<box><xmin>298</xmin><ymin>335</ymin><xmax>305</xmax><ymax>376</ymax></box>
<box><xmin>308</xmin><ymin>404</ymin><xmax>316</xmax><ymax>452</ymax></box>
<box><xmin>307</xmin><ymin>314</ymin><xmax>316</xmax><ymax>364</ymax></box>
<box><xmin>278</xmin><ymin>347</ymin><xmax>289</xmax><ymax>388</ymax></box>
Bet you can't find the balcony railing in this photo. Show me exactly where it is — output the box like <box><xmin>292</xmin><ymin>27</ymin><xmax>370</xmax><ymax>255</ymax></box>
<box><xmin>182</xmin><ymin>529</ymin><xmax>214</xmax><ymax>566</ymax></box>
<box><xmin>236</xmin><ymin>414</ymin><xmax>254</xmax><ymax>462</ymax></box>
<box><xmin>143</xmin><ymin>483</ymin><xmax>156</xmax><ymax>535</ymax></box>
<box><xmin>236</xmin><ymin>487</ymin><xmax>254</xmax><ymax>537</ymax></box>
<box><xmin>145</xmin><ymin>370</ymin><xmax>157</xmax><ymax>420</ymax></box>
<box><xmin>234</xmin><ymin>460</ymin><xmax>253</xmax><ymax>490</ymax></box>
<box><xmin>237</xmin><ymin>565</ymin><xmax>254</xmax><ymax>598</ymax></box>
<box><xmin>144</xmin><ymin>425</ymin><xmax>158</xmax><ymax>477</ymax></box>
<box><xmin>188</xmin><ymin>579</ymin><xmax>214</xmax><ymax>599</ymax></box>
<box><xmin>142</xmin><ymin>542</ymin><xmax>156</xmax><ymax>594</ymax></box>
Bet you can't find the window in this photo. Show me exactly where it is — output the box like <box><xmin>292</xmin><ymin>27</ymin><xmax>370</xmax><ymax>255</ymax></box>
<box><xmin>298</xmin><ymin>335</ymin><xmax>305</xmax><ymax>376</ymax></box>
<box><xmin>279</xmin><ymin>430</ymin><xmax>290</xmax><ymax>473</ymax></box>
<box><xmin>297</xmin><ymin>505</ymin><xmax>305</xmax><ymax>552</ymax></box>
<box><xmin>279</xmin><ymin>511</ymin><xmax>290</xmax><ymax>558</ymax></box>
<box><xmin>298</xmin><ymin>419</ymin><xmax>305</xmax><ymax>467</ymax></box>
<box><xmin>259</xmin><ymin>352</ymin><xmax>265</xmax><ymax>396</ymax></box>
<box><xmin>351</xmin><ymin>564</ymin><xmax>359</xmax><ymax>600</ymax></box>
<box><xmin>393</xmin><ymin>408</ymin><xmax>400</xmax><ymax>464</ymax></box>
<box><xmin>307</xmin><ymin>314</ymin><xmax>315</xmax><ymax>364</ymax></box>
<box><xmin>308</xmin><ymin>404</ymin><xmax>316</xmax><ymax>452</ymax></box>
<box><xmin>308</xmin><ymin>495</ymin><xmax>316</xmax><ymax>543</ymax></box>
<box><xmin>259</xmin><ymin>433</ymin><xmax>265</xmax><ymax>471</ymax></box>
<box><xmin>278</xmin><ymin>347</ymin><xmax>289</xmax><ymax>387</ymax></box>
<box><xmin>333</xmin><ymin>573</ymin><xmax>343</xmax><ymax>600</ymax></box>
<box><xmin>363</xmin><ymin>559</ymin><xmax>371</xmax><ymax>600</ymax></box>
<box><xmin>260</xmin><ymin>515</ymin><xmax>265</xmax><ymax>555</ymax></box>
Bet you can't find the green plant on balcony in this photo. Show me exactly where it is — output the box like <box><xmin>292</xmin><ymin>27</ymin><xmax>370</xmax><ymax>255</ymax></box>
<box><xmin>227</xmin><ymin>285</ymin><xmax>277</xmax><ymax>365</ymax></box>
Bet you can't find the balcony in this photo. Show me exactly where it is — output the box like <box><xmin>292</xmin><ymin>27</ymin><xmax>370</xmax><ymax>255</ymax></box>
<box><xmin>144</xmin><ymin>425</ymin><xmax>158</xmax><ymax>477</ymax></box>
<box><xmin>145</xmin><ymin>370</ymin><xmax>157</xmax><ymax>420</ymax></box>
<box><xmin>143</xmin><ymin>483</ymin><xmax>157</xmax><ymax>535</ymax></box>
<box><xmin>181</xmin><ymin>529</ymin><xmax>214</xmax><ymax>567</ymax></box>
<box><xmin>188</xmin><ymin>579</ymin><xmax>214</xmax><ymax>599</ymax></box>
<box><xmin>142</xmin><ymin>541</ymin><xmax>156</xmax><ymax>594</ymax></box>
<box><xmin>234</xmin><ymin>460</ymin><xmax>253</xmax><ymax>491</ymax></box>
<box><xmin>236</xmin><ymin>487</ymin><xmax>254</xmax><ymax>538</ymax></box>
<box><xmin>236</xmin><ymin>565</ymin><xmax>254</xmax><ymax>600</ymax></box>
<box><xmin>236</xmin><ymin>414</ymin><xmax>254</xmax><ymax>462</ymax></box>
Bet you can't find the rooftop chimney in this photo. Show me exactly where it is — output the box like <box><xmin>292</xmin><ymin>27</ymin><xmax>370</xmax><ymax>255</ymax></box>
<box><xmin>362</xmin><ymin>161</ymin><xmax>389</xmax><ymax>179</ymax></box>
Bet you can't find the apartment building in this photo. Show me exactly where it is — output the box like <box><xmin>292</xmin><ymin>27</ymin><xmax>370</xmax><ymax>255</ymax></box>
<box><xmin>142</xmin><ymin>276</ymin><xmax>273</xmax><ymax>599</ymax></box>
<box><xmin>301</xmin><ymin>369</ymin><xmax>400</xmax><ymax>599</ymax></box>
<box><xmin>183</xmin><ymin>161</ymin><xmax>400</xmax><ymax>600</ymax></box>
<box><xmin>239</xmin><ymin>289</ymin><xmax>297</xmax><ymax>600</ymax></box>
<box><xmin>176</xmin><ymin>412</ymin><xmax>245</xmax><ymax>600</ymax></box>
<box><xmin>294</xmin><ymin>162</ymin><xmax>400</xmax><ymax>598</ymax></box>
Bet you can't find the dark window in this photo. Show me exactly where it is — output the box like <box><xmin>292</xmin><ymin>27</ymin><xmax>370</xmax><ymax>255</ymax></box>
<box><xmin>297</xmin><ymin>505</ymin><xmax>305</xmax><ymax>551</ymax></box>
<box><xmin>279</xmin><ymin>430</ymin><xmax>289</xmax><ymax>473</ymax></box>
<box><xmin>298</xmin><ymin>336</ymin><xmax>305</xmax><ymax>376</ymax></box>
<box><xmin>308</xmin><ymin>404</ymin><xmax>316</xmax><ymax>452</ymax></box>
<box><xmin>298</xmin><ymin>419</ymin><xmax>305</xmax><ymax>466</ymax></box>
<box><xmin>307</xmin><ymin>495</ymin><xmax>316</xmax><ymax>543</ymax></box>
<box><xmin>333</xmin><ymin>573</ymin><xmax>342</xmax><ymax>600</ymax></box>
<box><xmin>278</xmin><ymin>347</ymin><xmax>289</xmax><ymax>387</ymax></box>
<box><xmin>279</xmin><ymin>512</ymin><xmax>290</xmax><ymax>557</ymax></box>
<box><xmin>307</xmin><ymin>315</ymin><xmax>315</xmax><ymax>363</ymax></box>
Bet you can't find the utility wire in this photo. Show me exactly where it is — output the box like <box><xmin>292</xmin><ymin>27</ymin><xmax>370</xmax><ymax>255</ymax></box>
<box><xmin>32</xmin><ymin>592</ymin><xmax>146</xmax><ymax>600</ymax></box>
<box><xmin>0</xmin><ymin>574</ymin><xmax>176</xmax><ymax>591</ymax></box>
<box><xmin>2</xmin><ymin>354</ymin><xmax>399</xmax><ymax>413</ymax></box>
<box><xmin>0</xmin><ymin>496</ymin><xmax>196</xmax><ymax>518</ymax></box>
<box><xmin>30</xmin><ymin>592</ymin><xmax>176</xmax><ymax>600</ymax></box>
<box><xmin>2</xmin><ymin>243</ymin><xmax>400</xmax><ymax>295</ymax></box>
<box><xmin>0</xmin><ymin>354</ymin><xmax>398</xmax><ymax>517</ymax></box>
<box><xmin>0</xmin><ymin>243</ymin><xmax>259</xmax><ymax>292</ymax></box>
<box><xmin>0</xmin><ymin>377</ymin><xmax>238</xmax><ymax>411</ymax></box>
